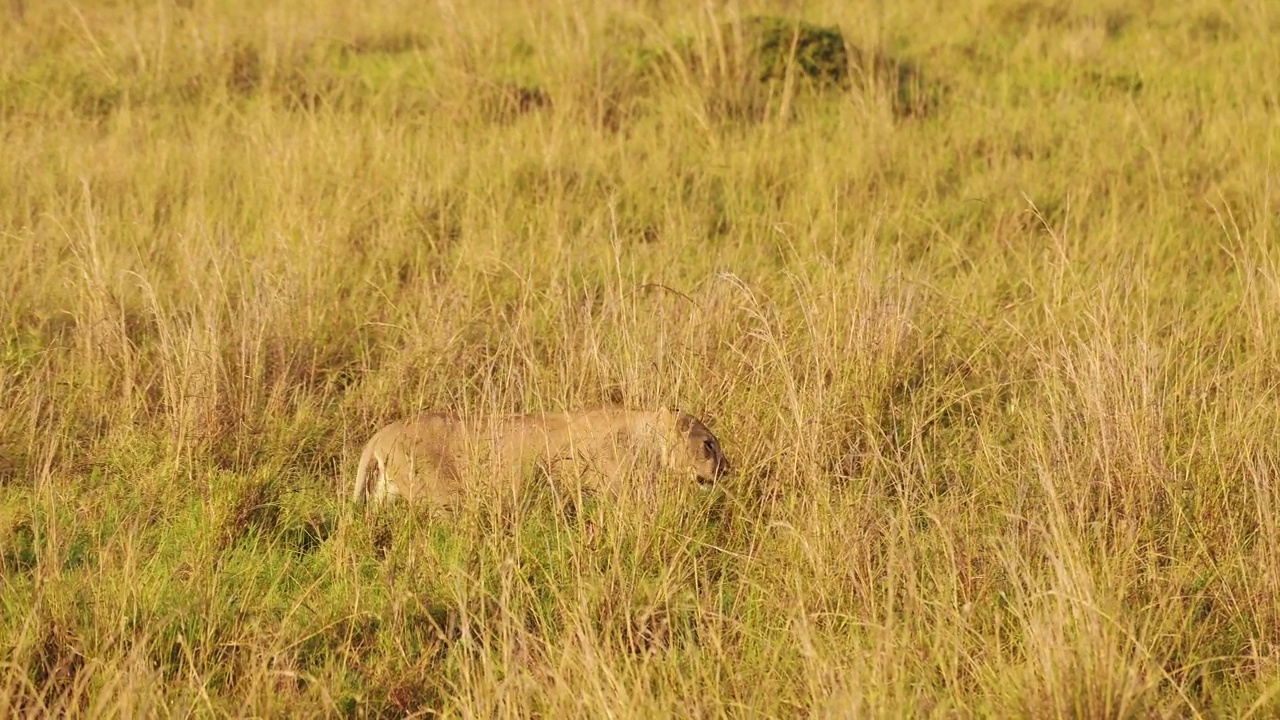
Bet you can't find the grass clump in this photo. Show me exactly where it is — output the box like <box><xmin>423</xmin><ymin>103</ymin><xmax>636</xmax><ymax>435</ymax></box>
<box><xmin>740</xmin><ymin>15</ymin><xmax>850</xmax><ymax>86</ymax></box>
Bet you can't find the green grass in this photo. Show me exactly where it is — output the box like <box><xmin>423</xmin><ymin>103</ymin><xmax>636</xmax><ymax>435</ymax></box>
<box><xmin>2</xmin><ymin>0</ymin><xmax>1280</xmax><ymax>715</ymax></box>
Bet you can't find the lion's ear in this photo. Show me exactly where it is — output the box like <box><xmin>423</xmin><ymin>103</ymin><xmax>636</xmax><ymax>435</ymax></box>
<box><xmin>653</xmin><ymin>407</ymin><xmax>678</xmax><ymax>444</ymax></box>
<box><xmin>649</xmin><ymin>409</ymin><xmax>676</xmax><ymax>465</ymax></box>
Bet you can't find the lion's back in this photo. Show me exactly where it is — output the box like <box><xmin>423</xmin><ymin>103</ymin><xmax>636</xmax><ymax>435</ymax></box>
<box><xmin>357</xmin><ymin>408</ymin><xmax>686</xmax><ymax>507</ymax></box>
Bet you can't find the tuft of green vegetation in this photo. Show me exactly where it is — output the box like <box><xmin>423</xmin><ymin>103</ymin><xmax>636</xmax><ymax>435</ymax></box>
<box><xmin>741</xmin><ymin>16</ymin><xmax>851</xmax><ymax>85</ymax></box>
<box><xmin>3</xmin><ymin>0</ymin><xmax>1280</xmax><ymax>715</ymax></box>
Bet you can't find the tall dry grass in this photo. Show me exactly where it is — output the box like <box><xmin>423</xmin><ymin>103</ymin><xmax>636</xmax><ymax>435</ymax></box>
<box><xmin>2</xmin><ymin>0</ymin><xmax>1280</xmax><ymax>715</ymax></box>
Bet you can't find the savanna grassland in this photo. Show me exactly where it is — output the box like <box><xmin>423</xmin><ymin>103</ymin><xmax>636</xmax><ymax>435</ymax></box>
<box><xmin>2</xmin><ymin>0</ymin><xmax>1279</xmax><ymax>716</ymax></box>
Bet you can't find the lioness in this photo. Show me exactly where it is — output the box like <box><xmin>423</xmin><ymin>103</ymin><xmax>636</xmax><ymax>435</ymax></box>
<box><xmin>351</xmin><ymin>407</ymin><xmax>730</xmax><ymax>507</ymax></box>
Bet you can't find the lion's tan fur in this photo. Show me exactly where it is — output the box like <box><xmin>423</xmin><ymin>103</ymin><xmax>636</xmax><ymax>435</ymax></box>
<box><xmin>351</xmin><ymin>407</ymin><xmax>729</xmax><ymax>507</ymax></box>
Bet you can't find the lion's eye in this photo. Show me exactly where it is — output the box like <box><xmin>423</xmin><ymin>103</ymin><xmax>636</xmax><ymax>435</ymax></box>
<box><xmin>703</xmin><ymin>439</ymin><xmax>717</xmax><ymax>457</ymax></box>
